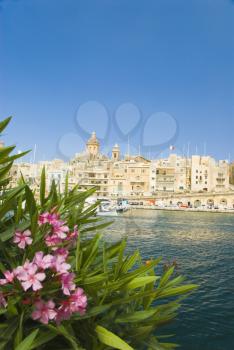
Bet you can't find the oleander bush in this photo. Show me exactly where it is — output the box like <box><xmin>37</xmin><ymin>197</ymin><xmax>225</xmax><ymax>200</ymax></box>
<box><xmin>0</xmin><ymin>117</ymin><xmax>197</xmax><ymax>350</ymax></box>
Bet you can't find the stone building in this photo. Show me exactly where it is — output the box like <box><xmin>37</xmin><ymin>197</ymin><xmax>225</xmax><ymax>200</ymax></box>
<box><xmin>191</xmin><ymin>156</ymin><xmax>229</xmax><ymax>193</ymax></box>
<box><xmin>7</xmin><ymin>133</ymin><xmax>231</xmax><ymax>198</ymax></box>
<box><xmin>229</xmin><ymin>162</ymin><xmax>234</xmax><ymax>185</ymax></box>
<box><xmin>69</xmin><ymin>132</ymin><xmax>111</xmax><ymax>197</ymax></box>
<box><xmin>152</xmin><ymin>154</ymin><xmax>191</xmax><ymax>193</ymax></box>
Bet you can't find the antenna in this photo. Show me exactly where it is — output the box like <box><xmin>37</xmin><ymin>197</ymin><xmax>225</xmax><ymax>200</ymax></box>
<box><xmin>33</xmin><ymin>144</ymin><xmax>37</xmax><ymax>178</ymax></box>
<box><xmin>33</xmin><ymin>144</ymin><xmax>37</xmax><ymax>164</ymax></box>
<box><xmin>127</xmin><ymin>136</ymin><xmax>130</xmax><ymax>158</ymax></box>
<box><xmin>187</xmin><ymin>142</ymin><xmax>190</xmax><ymax>159</ymax></box>
<box><xmin>204</xmin><ymin>142</ymin><xmax>207</xmax><ymax>156</ymax></box>
<box><xmin>182</xmin><ymin>144</ymin><xmax>185</xmax><ymax>158</ymax></box>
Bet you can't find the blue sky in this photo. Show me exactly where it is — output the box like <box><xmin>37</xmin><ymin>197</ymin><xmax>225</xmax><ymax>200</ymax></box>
<box><xmin>0</xmin><ymin>0</ymin><xmax>233</xmax><ymax>161</ymax></box>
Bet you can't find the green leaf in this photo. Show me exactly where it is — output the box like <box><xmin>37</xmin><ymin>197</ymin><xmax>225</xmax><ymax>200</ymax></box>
<box><xmin>125</xmin><ymin>276</ymin><xmax>159</xmax><ymax>290</ymax></box>
<box><xmin>120</xmin><ymin>250</ymin><xmax>140</xmax><ymax>274</ymax></box>
<box><xmin>116</xmin><ymin>309</ymin><xmax>157</xmax><ymax>323</ymax></box>
<box><xmin>0</xmin><ymin>151</ymin><xmax>29</xmax><ymax>165</ymax></box>
<box><xmin>25</xmin><ymin>185</ymin><xmax>37</xmax><ymax>219</ymax></box>
<box><xmin>0</xmin><ymin>145</ymin><xmax>15</xmax><ymax>159</ymax></box>
<box><xmin>73</xmin><ymin>304</ymin><xmax>111</xmax><ymax>320</ymax></box>
<box><xmin>159</xmin><ymin>267</ymin><xmax>175</xmax><ymax>288</ymax></box>
<box><xmin>158</xmin><ymin>284</ymin><xmax>198</xmax><ymax>299</ymax></box>
<box><xmin>30</xmin><ymin>330</ymin><xmax>57</xmax><ymax>349</ymax></box>
<box><xmin>96</xmin><ymin>325</ymin><xmax>133</xmax><ymax>350</ymax></box>
<box><xmin>0</xmin><ymin>162</ymin><xmax>13</xmax><ymax>181</ymax></box>
<box><xmin>15</xmin><ymin>329</ymin><xmax>39</xmax><ymax>350</ymax></box>
<box><xmin>40</xmin><ymin>166</ymin><xmax>46</xmax><ymax>206</ymax></box>
<box><xmin>64</xmin><ymin>172</ymin><xmax>69</xmax><ymax>198</ymax></box>
<box><xmin>46</xmin><ymin>325</ymin><xmax>83</xmax><ymax>350</ymax></box>
<box><xmin>0</xmin><ymin>185</ymin><xmax>25</xmax><ymax>221</ymax></box>
<box><xmin>0</xmin><ymin>318</ymin><xmax>18</xmax><ymax>343</ymax></box>
<box><xmin>0</xmin><ymin>116</ymin><xmax>11</xmax><ymax>134</ymax></box>
<box><xmin>14</xmin><ymin>312</ymin><xmax>25</xmax><ymax>347</ymax></box>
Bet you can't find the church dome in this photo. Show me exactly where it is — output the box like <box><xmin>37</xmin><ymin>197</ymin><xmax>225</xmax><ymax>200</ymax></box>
<box><xmin>86</xmin><ymin>132</ymin><xmax>100</xmax><ymax>146</ymax></box>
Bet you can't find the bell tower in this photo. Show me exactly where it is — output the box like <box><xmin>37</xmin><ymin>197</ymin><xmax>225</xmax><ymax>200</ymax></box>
<box><xmin>86</xmin><ymin>132</ymin><xmax>100</xmax><ymax>158</ymax></box>
<box><xmin>112</xmin><ymin>144</ymin><xmax>120</xmax><ymax>161</ymax></box>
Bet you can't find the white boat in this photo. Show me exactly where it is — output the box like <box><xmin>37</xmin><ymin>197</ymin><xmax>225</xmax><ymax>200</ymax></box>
<box><xmin>96</xmin><ymin>200</ymin><xmax>119</xmax><ymax>217</ymax></box>
<box><xmin>116</xmin><ymin>199</ymin><xmax>129</xmax><ymax>213</ymax></box>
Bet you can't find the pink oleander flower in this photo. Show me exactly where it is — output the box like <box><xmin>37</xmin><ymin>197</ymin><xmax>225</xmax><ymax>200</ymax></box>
<box><xmin>55</xmin><ymin>301</ymin><xmax>72</xmax><ymax>324</ymax></box>
<box><xmin>69</xmin><ymin>288</ymin><xmax>87</xmax><ymax>315</ymax></box>
<box><xmin>13</xmin><ymin>230</ymin><xmax>33</xmax><ymax>249</ymax></box>
<box><xmin>0</xmin><ymin>292</ymin><xmax>7</xmax><ymax>308</ymax></box>
<box><xmin>38</xmin><ymin>212</ymin><xmax>50</xmax><ymax>226</ymax></box>
<box><xmin>0</xmin><ymin>270</ymin><xmax>14</xmax><ymax>285</ymax></box>
<box><xmin>53</xmin><ymin>247</ymin><xmax>69</xmax><ymax>259</ymax></box>
<box><xmin>45</xmin><ymin>234</ymin><xmax>62</xmax><ymax>247</ymax></box>
<box><xmin>52</xmin><ymin>221</ymin><xmax>69</xmax><ymax>239</ymax></box>
<box><xmin>48</xmin><ymin>213</ymin><xmax>60</xmax><ymax>226</ymax></box>
<box><xmin>20</xmin><ymin>264</ymin><xmax>46</xmax><ymax>291</ymax></box>
<box><xmin>14</xmin><ymin>260</ymin><xmax>34</xmax><ymax>280</ymax></box>
<box><xmin>38</xmin><ymin>212</ymin><xmax>60</xmax><ymax>226</ymax></box>
<box><xmin>52</xmin><ymin>255</ymin><xmax>71</xmax><ymax>275</ymax></box>
<box><xmin>60</xmin><ymin>273</ymin><xmax>76</xmax><ymax>295</ymax></box>
<box><xmin>33</xmin><ymin>252</ymin><xmax>54</xmax><ymax>270</ymax></box>
<box><xmin>32</xmin><ymin>299</ymin><xmax>57</xmax><ymax>324</ymax></box>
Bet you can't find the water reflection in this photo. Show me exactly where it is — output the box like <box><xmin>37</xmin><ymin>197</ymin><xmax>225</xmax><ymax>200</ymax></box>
<box><xmin>102</xmin><ymin>209</ymin><xmax>234</xmax><ymax>350</ymax></box>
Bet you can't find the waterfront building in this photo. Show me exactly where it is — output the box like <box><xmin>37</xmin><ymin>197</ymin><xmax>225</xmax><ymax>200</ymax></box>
<box><xmin>153</xmin><ymin>154</ymin><xmax>191</xmax><ymax>193</ymax></box>
<box><xmin>230</xmin><ymin>162</ymin><xmax>234</xmax><ymax>185</ymax></box>
<box><xmin>121</xmin><ymin>155</ymin><xmax>151</xmax><ymax>197</ymax></box>
<box><xmin>191</xmin><ymin>156</ymin><xmax>229</xmax><ymax>193</ymax></box>
<box><xmin>155</xmin><ymin>165</ymin><xmax>175</xmax><ymax>192</ymax></box>
<box><xmin>70</xmin><ymin>132</ymin><xmax>112</xmax><ymax>197</ymax></box>
<box><xmin>8</xmin><ymin>133</ymin><xmax>232</xmax><ymax>199</ymax></box>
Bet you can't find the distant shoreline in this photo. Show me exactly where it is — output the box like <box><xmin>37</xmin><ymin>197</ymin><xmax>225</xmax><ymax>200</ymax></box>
<box><xmin>128</xmin><ymin>206</ymin><xmax>234</xmax><ymax>214</ymax></box>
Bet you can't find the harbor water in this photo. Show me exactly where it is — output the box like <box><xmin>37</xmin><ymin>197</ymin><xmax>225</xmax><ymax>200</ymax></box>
<box><xmin>103</xmin><ymin>210</ymin><xmax>234</xmax><ymax>350</ymax></box>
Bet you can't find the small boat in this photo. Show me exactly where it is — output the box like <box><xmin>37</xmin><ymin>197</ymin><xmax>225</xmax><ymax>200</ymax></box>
<box><xmin>116</xmin><ymin>199</ymin><xmax>129</xmax><ymax>213</ymax></box>
<box><xmin>96</xmin><ymin>201</ymin><xmax>118</xmax><ymax>217</ymax></box>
